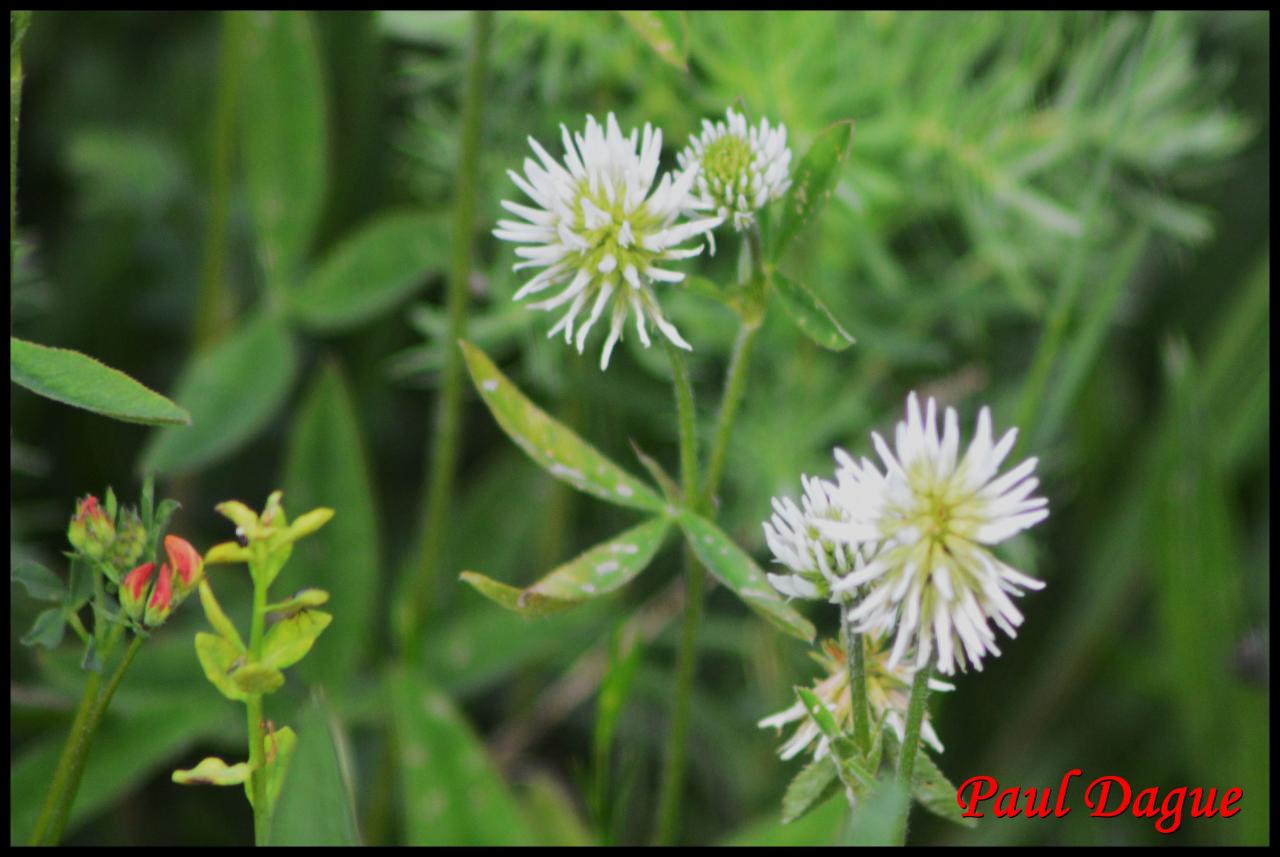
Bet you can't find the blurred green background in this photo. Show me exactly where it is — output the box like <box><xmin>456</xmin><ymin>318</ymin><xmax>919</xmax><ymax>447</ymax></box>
<box><xmin>9</xmin><ymin>10</ymin><xmax>1269</xmax><ymax>845</ymax></box>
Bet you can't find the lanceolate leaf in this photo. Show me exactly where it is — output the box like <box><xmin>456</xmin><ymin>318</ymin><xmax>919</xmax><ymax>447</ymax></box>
<box><xmin>195</xmin><ymin>631</ymin><xmax>250</xmax><ymax>702</ymax></box>
<box><xmin>269</xmin><ymin>697</ymin><xmax>359</xmax><ymax>845</ymax></box>
<box><xmin>773</xmin><ymin>120</ymin><xmax>855</xmax><ymax>258</ymax></box>
<box><xmin>618</xmin><ymin>11</ymin><xmax>689</xmax><ymax>71</ymax></box>
<box><xmin>140</xmin><ymin>312</ymin><xmax>298</xmax><ymax>476</ymax></box>
<box><xmin>460</xmin><ymin>517</ymin><xmax>670</xmax><ymax>617</ymax></box>
<box><xmin>387</xmin><ymin>667</ymin><xmax>534</xmax><ymax>845</ymax></box>
<box><xmin>461</xmin><ymin>341</ymin><xmax>665</xmax><ymax>513</ymax></box>
<box><xmin>11</xmin><ymin>559</ymin><xmax>65</xmax><ymax>602</ymax></box>
<box><xmin>290</xmin><ymin>211</ymin><xmax>448</xmax><ymax>332</ymax></box>
<box><xmin>677</xmin><ymin>511</ymin><xmax>815</xmax><ymax>642</ymax></box>
<box><xmin>782</xmin><ymin>754</ymin><xmax>840</xmax><ymax>824</ymax></box>
<box><xmin>282</xmin><ymin>361</ymin><xmax>379</xmax><ymax>689</ymax></box>
<box><xmin>911</xmin><ymin>750</ymin><xmax>976</xmax><ymax>828</ymax></box>
<box><xmin>11</xmin><ymin>337</ymin><xmax>191</xmax><ymax>426</ymax></box>
<box><xmin>771</xmin><ymin>271</ymin><xmax>855</xmax><ymax>351</ymax></box>
<box><xmin>239</xmin><ymin>10</ymin><xmax>328</xmax><ymax>289</ymax></box>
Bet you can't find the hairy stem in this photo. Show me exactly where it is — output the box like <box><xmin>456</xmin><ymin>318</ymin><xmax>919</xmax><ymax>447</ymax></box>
<box><xmin>404</xmin><ymin>9</ymin><xmax>493</xmax><ymax>646</ymax></box>
<box><xmin>653</xmin><ymin>342</ymin><xmax>703</xmax><ymax>845</ymax></box>
<box><xmin>247</xmin><ymin>563</ymin><xmax>270</xmax><ymax>844</ymax></box>
<box><xmin>842</xmin><ymin>605</ymin><xmax>871</xmax><ymax>754</ymax></box>
<box><xmin>894</xmin><ymin>666</ymin><xmax>933</xmax><ymax>844</ymax></box>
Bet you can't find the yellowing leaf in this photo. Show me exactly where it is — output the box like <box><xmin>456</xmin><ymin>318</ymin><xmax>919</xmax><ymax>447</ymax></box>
<box><xmin>261</xmin><ymin>609</ymin><xmax>333</xmax><ymax>670</ymax></box>
<box><xmin>172</xmin><ymin>756</ymin><xmax>254</xmax><ymax>786</ymax></box>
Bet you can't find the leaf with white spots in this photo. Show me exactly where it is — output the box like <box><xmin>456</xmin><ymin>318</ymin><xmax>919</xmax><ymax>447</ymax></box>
<box><xmin>772</xmin><ymin>120</ymin><xmax>855</xmax><ymax>258</ymax></box>
<box><xmin>460</xmin><ymin>517</ymin><xmax>670</xmax><ymax>617</ymax></box>
<box><xmin>387</xmin><ymin>667</ymin><xmax>535</xmax><ymax>845</ymax></box>
<box><xmin>677</xmin><ymin>511</ymin><xmax>815</xmax><ymax>643</ymax></box>
<box><xmin>461</xmin><ymin>341</ymin><xmax>665</xmax><ymax>513</ymax></box>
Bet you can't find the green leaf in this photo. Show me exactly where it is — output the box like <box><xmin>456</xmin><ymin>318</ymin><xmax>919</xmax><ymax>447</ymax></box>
<box><xmin>771</xmin><ymin>271</ymin><xmax>855</xmax><ymax>350</ymax></box>
<box><xmin>262</xmin><ymin>725</ymin><xmax>298</xmax><ymax>816</ymax></box>
<box><xmin>11</xmin><ymin>559</ymin><xmax>65</xmax><ymax>601</ymax></box>
<box><xmin>846</xmin><ymin>779</ymin><xmax>909</xmax><ymax>845</ymax></box>
<box><xmin>719</xmin><ymin>794</ymin><xmax>845</xmax><ymax>846</ymax></box>
<box><xmin>387</xmin><ymin>666</ymin><xmax>535</xmax><ymax>845</ymax></box>
<box><xmin>65</xmin><ymin>559</ymin><xmax>95</xmax><ymax>610</ymax></box>
<box><xmin>618</xmin><ymin>11</ymin><xmax>688</xmax><ymax>71</ymax></box>
<box><xmin>140</xmin><ymin>312</ymin><xmax>298</xmax><ymax>476</ymax></box>
<box><xmin>281</xmin><ymin>361</ymin><xmax>379</xmax><ymax>689</ymax></box>
<box><xmin>232</xmin><ymin>662</ymin><xmax>286</xmax><ymax>695</ymax></box>
<box><xmin>677</xmin><ymin>511</ymin><xmax>815</xmax><ymax>642</ymax></box>
<box><xmin>518</xmin><ymin>773</ymin><xmax>596</xmax><ymax>846</ymax></box>
<box><xmin>239</xmin><ymin>11</ymin><xmax>327</xmax><ymax>289</ymax></box>
<box><xmin>261</xmin><ymin>609</ymin><xmax>333</xmax><ymax>671</ymax></box>
<box><xmin>10</xmin><ymin>337</ymin><xmax>191</xmax><ymax>426</ymax></box>
<box><xmin>773</xmin><ymin>120</ymin><xmax>855</xmax><ymax>258</ymax></box>
<box><xmin>911</xmin><ymin>750</ymin><xmax>976</xmax><ymax>828</ymax></box>
<box><xmin>172</xmin><ymin>756</ymin><xmax>254</xmax><ymax>786</ymax></box>
<box><xmin>461</xmin><ymin>341</ymin><xmax>665</xmax><ymax>513</ymax></box>
<box><xmin>265</xmin><ymin>588</ymin><xmax>330</xmax><ymax>614</ymax></box>
<box><xmin>629</xmin><ymin>440</ymin><xmax>681</xmax><ymax>505</ymax></box>
<box><xmin>198</xmin><ymin>580</ymin><xmax>246</xmax><ymax>650</ymax></box>
<box><xmin>782</xmin><ymin>755</ymin><xmax>841</xmax><ymax>824</ymax></box>
<box><xmin>795</xmin><ymin>686</ymin><xmax>841</xmax><ymax>740</ymax></box>
<box><xmin>461</xmin><ymin>517</ymin><xmax>670</xmax><ymax>617</ymax></box>
<box><xmin>21</xmin><ymin>606</ymin><xmax>67</xmax><ymax>649</ymax></box>
<box><xmin>195</xmin><ymin>631</ymin><xmax>250</xmax><ymax>702</ymax></box>
<box><xmin>290</xmin><ymin>211</ymin><xmax>447</xmax><ymax>332</ymax></box>
<box><xmin>269</xmin><ymin>696</ymin><xmax>360</xmax><ymax>844</ymax></box>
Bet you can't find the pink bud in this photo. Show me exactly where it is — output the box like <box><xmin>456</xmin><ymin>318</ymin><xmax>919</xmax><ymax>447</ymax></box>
<box><xmin>120</xmin><ymin>562</ymin><xmax>155</xmax><ymax>622</ymax></box>
<box><xmin>164</xmin><ymin>535</ymin><xmax>204</xmax><ymax>592</ymax></box>
<box><xmin>144</xmin><ymin>563</ymin><xmax>175</xmax><ymax>626</ymax></box>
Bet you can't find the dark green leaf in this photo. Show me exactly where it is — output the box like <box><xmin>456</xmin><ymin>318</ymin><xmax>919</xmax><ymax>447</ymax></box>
<box><xmin>269</xmin><ymin>695</ymin><xmax>360</xmax><ymax>844</ymax></box>
<box><xmin>461</xmin><ymin>517</ymin><xmax>670</xmax><ymax>617</ymax></box>
<box><xmin>290</xmin><ymin>211</ymin><xmax>448</xmax><ymax>332</ymax></box>
<box><xmin>461</xmin><ymin>340</ymin><xmax>665</xmax><ymax>512</ymax></box>
<box><xmin>11</xmin><ymin>559</ymin><xmax>65</xmax><ymax>601</ymax></box>
<box><xmin>677</xmin><ymin>510</ymin><xmax>815</xmax><ymax>642</ymax></box>
<box><xmin>912</xmin><ymin>750</ymin><xmax>976</xmax><ymax>828</ymax></box>
<box><xmin>281</xmin><ymin>361</ymin><xmax>379</xmax><ymax>689</ymax></box>
<box><xmin>239</xmin><ymin>11</ymin><xmax>328</xmax><ymax>289</ymax></box>
<box><xmin>139</xmin><ymin>312</ymin><xmax>298</xmax><ymax>476</ymax></box>
<box><xmin>771</xmin><ymin>271</ymin><xmax>855</xmax><ymax>350</ymax></box>
<box><xmin>388</xmin><ymin>666</ymin><xmax>535</xmax><ymax>845</ymax></box>
<box><xmin>21</xmin><ymin>606</ymin><xmax>67</xmax><ymax>649</ymax></box>
<box><xmin>773</xmin><ymin>120</ymin><xmax>854</xmax><ymax>257</ymax></box>
<box><xmin>10</xmin><ymin>337</ymin><xmax>191</xmax><ymax>426</ymax></box>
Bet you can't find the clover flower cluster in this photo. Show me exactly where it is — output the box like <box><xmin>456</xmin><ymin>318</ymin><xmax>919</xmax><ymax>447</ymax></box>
<box><xmin>495</xmin><ymin>109</ymin><xmax>792</xmax><ymax>369</ymax></box>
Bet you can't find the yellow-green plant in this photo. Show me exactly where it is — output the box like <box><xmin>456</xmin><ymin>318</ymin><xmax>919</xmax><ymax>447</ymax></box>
<box><xmin>173</xmin><ymin>491</ymin><xmax>334</xmax><ymax>845</ymax></box>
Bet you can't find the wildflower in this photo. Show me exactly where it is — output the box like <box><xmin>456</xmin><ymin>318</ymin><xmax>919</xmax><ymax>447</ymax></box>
<box><xmin>67</xmin><ymin>495</ymin><xmax>115</xmax><ymax>560</ymax></box>
<box><xmin>823</xmin><ymin>392</ymin><xmax>1049</xmax><ymax>675</ymax></box>
<box><xmin>759</xmin><ymin>636</ymin><xmax>951</xmax><ymax>762</ymax></box>
<box><xmin>494</xmin><ymin>113</ymin><xmax>721</xmax><ymax>369</ymax></box>
<box><xmin>762</xmin><ymin>474</ymin><xmax>855</xmax><ymax>601</ymax></box>
<box><xmin>677</xmin><ymin>107</ymin><xmax>791</xmax><ymax>234</ymax></box>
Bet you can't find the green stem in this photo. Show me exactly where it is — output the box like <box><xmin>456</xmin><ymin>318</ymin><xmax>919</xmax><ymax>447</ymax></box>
<box><xmin>653</xmin><ymin>342</ymin><xmax>703</xmax><ymax>846</ymax></box>
<box><xmin>894</xmin><ymin>666</ymin><xmax>933</xmax><ymax>844</ymax></box>
<box><xmin>11</xmin><ymin>10</ymin><xmax>31</xmax><ymax>291</ymax></box>
<box><xmin>403</xmin><ymin>9</ymin><xmax>493</xmax><ymax>647</ymax></box>
<box><xmin>701</xmin><ymin>321</ymin><xmax>760</xmax><ymax>507</ymax></box>
<box><xmin>842</xmin><ymin>605</ymin><xmax>870</xmax><ymax>754</ymax></box>
<box><xmin>31</xmin><ymin>629</ymin><xmax>139</xmax><ymax>845</ymax></box>
<box><xmin>246</xmin><ymin>563</ymin><xmax>270</xmax><ymax>845</ymax></box>
<box><xmin>192</xmin><ymin>11</ymin><xmax>246</xmax><ymax>351</ymax></box>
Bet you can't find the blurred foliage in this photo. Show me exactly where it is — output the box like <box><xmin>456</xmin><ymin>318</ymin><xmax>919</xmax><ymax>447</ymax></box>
<box><xmin>10</xmin><ymin>10</ymin><xmax>1269</xmax><ymax>846</ymax></box>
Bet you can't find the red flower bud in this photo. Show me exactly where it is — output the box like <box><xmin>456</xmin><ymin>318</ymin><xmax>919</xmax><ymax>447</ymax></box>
<box><xmin>68</xmin><ymin>494</ymin><xmax>115</xmax><ymax>559</ymax></box>
<box><xmin>144</xmin><ymin>563</ymin><xmax>175</xmax><ymax>627</ymax></box>
<box><xmin>164</xmin><ymin>535</ymin><xmax>204</xmax><ymax>595</ymax></box>
<box><xmin>121</xmin><ymin>562</ymin><xmax>155</xmax><ymax>622</ymax></box>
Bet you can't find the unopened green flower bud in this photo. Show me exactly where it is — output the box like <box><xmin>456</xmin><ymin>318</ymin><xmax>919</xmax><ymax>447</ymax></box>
<box><xmin>67</xmin><ymin>495</ymin><xmax>116</xmax><ymax>560</ymax></box>
<box><xmin>106</xmin><ymin>507</ymin><xmax>147</xmax><ymax>577</ymax></box>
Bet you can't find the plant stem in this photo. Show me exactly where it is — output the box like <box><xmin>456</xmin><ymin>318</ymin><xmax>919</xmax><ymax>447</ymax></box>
<box><xmin>842</xmin><ymin>605</ymin><xmax>871</xmax><ymax>754</ymax></box>
<box><xmin>653</xmin><ymin>342</ymin><xmax>703</xmax><ymax>845</ymax></box>
<box><xmin>30</xmin><ymin>627</ymin><xmax>138</xmax><ymax>845</ymax></box>
<box><xmin>11</xmin><ymin>10</ymin><xmax>32</xmax><ymax>289</ymax></box>
<box><xmin>894</xmin><ymin>666</ymin><xmax>933</xmax><ymax>844</ymax></box>
<box><xmin>246</xmin><ymin>565</ymin><xmax>270</xmax><ymax>845</ymax></box>
<box><xmin>192</xmin><ymin>11</ymin><xmax>246</xmax><ymax>351</ymax></box>
<box><xmin>701</xmin><ymin>321</ymin><xmax>760</xmax><ymax>507</ymax></box>
<box><xmin>403</xmin><ymin>9</ymin><xmax>492</xmax><ymax>648</ymax></box>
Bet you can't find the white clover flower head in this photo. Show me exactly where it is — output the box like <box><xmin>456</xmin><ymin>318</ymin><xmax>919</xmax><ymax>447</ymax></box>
<box><xmin>823</xmin><ymin>392</ymin><xmax>1050</xmax><ymax>676</ymax></box>
<box><xmin>677</xmin><ymin>107</ymin><xmax>791</xmax><ymax>233</ymax></box>
<box><xmin>758</xmin><ymin>635</ymin><xmax>952</xmax><ymax>764</ymax></box>
<box><xmin>494</xmin><ymin>113</ymin><xmax>722</xmax><ymax>370</ymax></box>
<box><xmin>762</xmin><ymin>474</ymin><xmax>856</xmax><ymax>602</ymax></box>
